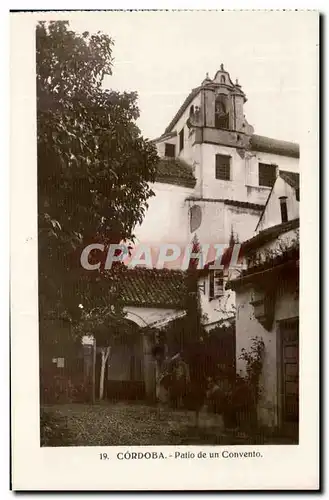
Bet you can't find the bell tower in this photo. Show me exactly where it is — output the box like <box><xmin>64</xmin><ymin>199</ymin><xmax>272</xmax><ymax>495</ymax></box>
<box><xmin>199</xmin><ymin>64</ymin><xmax>254</xmax><ymax>141</ymax></box>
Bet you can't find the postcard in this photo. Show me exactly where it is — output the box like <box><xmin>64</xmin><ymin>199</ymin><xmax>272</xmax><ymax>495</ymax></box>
<box><xmin>10</xmin><ymin>9</ymin><xmax>319</xmax><ymax>491</ymax></box>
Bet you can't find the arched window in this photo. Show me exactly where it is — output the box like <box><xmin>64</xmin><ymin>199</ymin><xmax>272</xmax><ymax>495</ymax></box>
<box><xmin>220</xmin><ymin>75</ymin><xmax>225</xmax><ymax>84</ymax></box>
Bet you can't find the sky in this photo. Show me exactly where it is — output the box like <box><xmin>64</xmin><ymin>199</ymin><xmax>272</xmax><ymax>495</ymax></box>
<box><xmin>70</xmin><ymin>11</ymin><xmax>317</xmax><ymax>144</ymax></box>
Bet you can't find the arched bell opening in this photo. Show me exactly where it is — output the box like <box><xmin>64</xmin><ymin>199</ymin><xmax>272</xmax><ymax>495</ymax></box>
<box><xmin>215</xmin><ymin>94</ymin><xmax>230</xmax><ymax>130</ymax></box>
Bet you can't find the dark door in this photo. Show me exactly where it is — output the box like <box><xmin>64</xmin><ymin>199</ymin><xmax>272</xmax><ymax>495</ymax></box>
<box><xmin>280</xmin><ymin>318</ymin><xmax>299</xmax><ymax>424</ymax></box>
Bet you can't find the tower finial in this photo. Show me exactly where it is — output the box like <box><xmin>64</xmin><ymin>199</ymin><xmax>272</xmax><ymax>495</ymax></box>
<box><xmin>220</xmin><ymin>63</ymin><xmax>224</xmax><ymax>71</ymax></box>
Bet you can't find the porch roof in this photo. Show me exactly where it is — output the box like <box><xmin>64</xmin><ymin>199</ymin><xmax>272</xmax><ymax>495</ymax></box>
<box><xmin>120</xmin><ymin>268</ymin><xmax>187</xmax><ymax>309</ymax></box>
<box><xmin>226</xmin><ymin>248</ymin><xmax>299</xmax><ymax>291</ymax></box>
<box><xmin>241</xmin><ymin>218</ymin><xmax>299</xmax><ymax>252</ymax></box>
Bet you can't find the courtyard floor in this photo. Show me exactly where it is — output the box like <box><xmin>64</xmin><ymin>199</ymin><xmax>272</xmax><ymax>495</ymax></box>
<box><xmin>41</xmin><ymin>402</ymin><xmax>297</xmax><ymax>447</ymax></box>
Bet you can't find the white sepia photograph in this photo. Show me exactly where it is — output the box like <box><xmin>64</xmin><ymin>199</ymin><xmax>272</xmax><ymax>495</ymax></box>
<box><xmin>10</xmin><ymin>9</ymin><xmax>319</xmax><ymax>491</ymax></box>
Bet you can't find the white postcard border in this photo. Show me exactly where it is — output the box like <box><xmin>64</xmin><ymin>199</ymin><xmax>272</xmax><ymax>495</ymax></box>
<box><xmin>10</xmin><ymin>10</ymin><xmax>319</xmax><ymax>491</ymax></box>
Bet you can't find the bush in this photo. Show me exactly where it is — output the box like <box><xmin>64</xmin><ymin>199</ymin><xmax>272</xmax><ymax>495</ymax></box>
<box><xmin>40</xmin><ymin>375</ymin><xmax>92</xmax><ymax>404</ymax></box>
<box><xmin>205</xmin><ymin>372</ymin><xmax>256</xmax><ymax>430</ymax></box>
<box><xmin>40</xmin><ymin>409</ymin><xmax>74</xmax><ymax>446</ymax></box>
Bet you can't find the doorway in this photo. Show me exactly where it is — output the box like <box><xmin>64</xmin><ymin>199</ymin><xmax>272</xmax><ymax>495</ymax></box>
<box><xmin>278</xmin><ymin>317</ymin><xmax>299</xmax><ymax>437</ymax></box>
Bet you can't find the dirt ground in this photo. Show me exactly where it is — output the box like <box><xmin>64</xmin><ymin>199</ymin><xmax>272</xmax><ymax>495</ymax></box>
<box><xmin>41</xmin><ymin>402</ymin><xmax>297</xmax><ymax>446</ymax></box>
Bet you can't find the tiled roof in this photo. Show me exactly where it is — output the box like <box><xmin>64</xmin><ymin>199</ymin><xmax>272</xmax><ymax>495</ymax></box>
<box><xmin>279</xmin><ymin>171</ymin><xmax>300</xmax><ymax>189</ymax></box>
<box><xmin>155</xmin><ymin>158</ymin><xmax>196</xmax><ymax>188</ymax></box>
<box><xmin>241</xmin><ymin>218</ymin><xmax>300</xmax><ymax>252</ymax></box>
<box><xmin>250</xmin><ymin>134</ymin><xmax>300</xmax><ymax>158</ymax></box>
<box><xmin>164</xmin><ymin>87</ymin><xmax>201</xmax><ymax>133</ymax></box>
<box><xmin>226</xmin><ymin>246</ymin><xmax>299</xmax><ymax>291</ymax></box>
<box><xmin>120</xmin><ymin>268</ymin><xmax>187</xmax><ymax>309</ymax></box>
<box><xmin>152</xmin><ymin>131</ymin><xmax>177</xmax><ymax>143</ymax></box>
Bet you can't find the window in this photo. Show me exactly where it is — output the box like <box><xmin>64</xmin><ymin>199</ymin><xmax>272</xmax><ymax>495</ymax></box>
<box><xmin>179</xmin><ymin>128</ymin><xmax>184</xmax><ymax>152</ymax></box>
<box><xmin>165</xmin><ymin>143</ymin><xmax>175</xmax><ymax>158</ymax></box>
<box><xmin>295</xmin><ymin>188</ymin><xmax>300</xmax><ymax>202</ymax></box>
<box><xmin>258</xmin><ymin>163</ymin><xmax>277</xmax><ymax>187</ymax></box>
<box><xmin>279</xmin><ymin>196</ymin><xmax>288</xmax><ymax>223</ymax></box>
<box><xmin>215</xmin><ymin>154</ymin><xmax>231</xmax><ymax>180</ymax></box>
<box><xmin>209</xmin><ymin>270</ymin><xmax>225</xmax><ymax>299</ymax></box>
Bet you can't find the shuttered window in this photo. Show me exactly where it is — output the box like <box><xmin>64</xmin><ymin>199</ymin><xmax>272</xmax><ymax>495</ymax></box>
<box><xmin>209</xmin><ymin>270</ymin><xmax>225</xmax><ymax>299</ymax></box>
<box><xmin>215</xmin><ymin>154</ymin><xmax>231</xmax><ymax>181</ymax></box>
<box><xmin>258</xmin><ymin>163</ymin><xmax>277</xmax><ymax>187</ymax></box>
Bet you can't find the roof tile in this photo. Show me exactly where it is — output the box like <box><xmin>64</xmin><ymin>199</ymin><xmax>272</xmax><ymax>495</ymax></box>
<box><xmin>120</xmin><ymin>268</ymin><xmax>187</xmax><ymax>309</ymax></box>
<box><xmin>242</xmin><ymin>218</ymin><xmax>300</xmax><ymax>252</ymax></box>
<box><xmin>155</xmin><ymin>157</ymin><xmax>196</xmax><ymax>188</ymax></box>
<box><xmin>251</xmin><ymin>135</ymin><xmax>300</xmax><ymax>158</ymax></box>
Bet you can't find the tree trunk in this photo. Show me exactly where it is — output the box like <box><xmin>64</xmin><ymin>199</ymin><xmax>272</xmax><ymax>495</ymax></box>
<box><xmin>99</xmin><ymin>346</ymin><xmax>111</xmax><ymax>400</ymax></box>
<box><xmin>92</xmin><ymin>337</ymin><xmax>97</xmax><ymax>404</ymax></box>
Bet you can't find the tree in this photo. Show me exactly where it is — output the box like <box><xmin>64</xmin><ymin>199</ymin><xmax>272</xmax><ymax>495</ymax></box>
<box><xmin>36</xmin><ymin>21</ymin><xmax>158</xmax><ymax>352</ymax></box>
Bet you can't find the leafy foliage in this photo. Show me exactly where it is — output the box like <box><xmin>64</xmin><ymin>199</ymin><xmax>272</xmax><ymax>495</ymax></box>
<box><xmin>246</xmin><ymin>230</ymin><xmax>299</xmax><ymax>271</ymax></box>
<box><xmin>37</xmin><ymin>21</ymin><xmax>158</xmax><ymax>343</ymax></box>
<box><xmin>239</xmin><ymin>336</ymin><xmax>265</xmax><ymax>401</ymax></box>
<box><xmin>40</xmin><ymin>409</ymin><xmax>74</xmax><ymax>446</ymax></box>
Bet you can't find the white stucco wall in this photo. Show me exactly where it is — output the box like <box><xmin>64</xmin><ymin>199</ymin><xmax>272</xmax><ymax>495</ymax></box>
<box><xmin>155</xmin><ymin>135</ymin><xmax>177</xmax><ymax>157</ymax></box>
<box><xmin>134</xmin><ymin>181</ymin><xmax>194</xmax><ymax>250</ymax></box>
<box><xmin>257</xmin><ymin>177</ymin><xmax>300</xmax><ymax>232</ymax></box>
<box><xmin>198</xmin><ymin>272</ymin><xmax>236</xmax><ymax>328</ymax></box>
<box><xmin>224</xmin><ymin>204</ymin><xmax>263</xmax><ymax>242</ymax></box>
<box><xmin>235</xmin><ymin>228</ymin><xmax>299</xmax><ymax>429</ymax></box>
<box><xmin>169</xmin><ymin>91</ymin><xmax>202</xmax><ymax>166</ymax></box>
<box><xmin>200</xmin><ymin>143</ymin><xmax>299</xmax><ymax>205</ymax></box>
<box><xmin>200</xmin><ymin>143</ymin><xmax>272</xmax><ymax>204</ymax></box>
<box><xmin>188</xmin><ymin>200</ymin><xmax>225</xmax><ymax>248</ymax></box>
<box><xmin>235</xmin><ymin>280</ymin><xmax>298</xmax><ymax>428</ymax></box>
<box><xmin>252</xmin><ymin>151</ymin><xmax>299</xmax><ymax>176</ymax></box>
<box><xmin>187</xmin><ymin>200</ymin><xmax>261</xmax><ymax>250</ymax></box>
